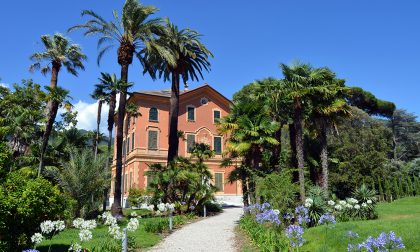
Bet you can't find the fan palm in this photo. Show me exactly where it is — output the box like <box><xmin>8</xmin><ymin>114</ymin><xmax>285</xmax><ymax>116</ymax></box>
<box><xmin>142</xmin><ymin>19</ymin><xmax>213</xmax><ymax>162</ymax></box>
<box><xmin>69</xmin><ymin>0</ymin><xmax>164</xmax><ymax>215</ymax></box>
<box><xmin>280</xmin><ymin>62</ymin><xmax>334</xmax><ymax>202</ymax></box>
<box><xmin>91</xmin><ymin>84</ymin><xmax>108</xmax><ymax>159</ymax></box>
<box><xmin>29</xmin><ymin>33</ymin><xmax>86</xmax><ymax>177</ymax></box>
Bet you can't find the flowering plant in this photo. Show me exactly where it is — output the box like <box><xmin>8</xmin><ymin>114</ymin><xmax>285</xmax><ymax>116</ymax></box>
<box><xmin>348</xmin><ymin>231</ymin><xmax>405</xmax><ymax>251</ymax></box>
<box><xmin>285</xmin><ymin>224</ymin><xmax>305</xmax><ymax>248</ymax></box>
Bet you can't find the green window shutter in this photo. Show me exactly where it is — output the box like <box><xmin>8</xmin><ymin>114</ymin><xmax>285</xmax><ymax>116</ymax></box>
<box><xmin>123</xmin><ymin>140</ymin><xmax>126</xmax><ymax>156</ymax></box>
<box><xmin>149</xmin><ymin>107</ymin><xmax>158</xmax><ymax>121</ymax></box>
<box><xmin>214</xmin><ymin>136</ymin><xmax>222</xmax><ymax>155</ymax></box>
<box><xmin>213</xmin><ymin>110</ymin><xmax>221</xmax><ymax>123</ymax></box>
<box><xmin>148</xmin><ymin>131</ymin><xmax>158</xmax><ymax>150</ymax></box>
<box><xmin>187</xmin><ymin>107</ymin><xmax>195</xmax><ymax>121</ymax></box>
<box><xmin>127</xmin><ymin>137</ymin><xmax>130</xmax><ymax>153</ymax></box>
<box><xmin>215</xmin><ymin>173</ymin><xmax>223</xmax><ymax>192</ymax></box>
<box><xmin>187</xmin><ymin>134</ymin><xmax>195</xmax><ymax>153</ymax></box>
<box><xmin>131</xmin><ymin>132</ymin><xmax>135</xmax><ymax>151</ymax></box>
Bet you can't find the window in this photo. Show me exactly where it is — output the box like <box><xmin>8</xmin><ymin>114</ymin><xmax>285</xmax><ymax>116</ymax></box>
<box><xmin>200</xmin><ymin>97</ymin><xmax>208</xmax><ymax>105</ymax></box>
<box><xmin>124</xmin><ymin>174</ymin><xmax>127</xmax><ymax>193</ymax></box>
<box><xmin>149</xmin><ymin>107</ymin><xmax>158</xmax><ymax>121</ymax></box>
<box><xmin>215</xmin><ymin>173</ymin><xmax>223</xmax><ymax>192</ymax></box>
<box><xmin>214</xmin><ymin>136</ymin><xmax>222</xmax><ymax>155</ymax></box>
<box><xmin>187</xmin><ymin>106</ymin><xmax>195</xmax><ymax>121</ymax></box>
<box><xmin>129</xmin><ymin>172</ymin><xmax>132</xmax><ymax>189</ymax></box>
<box><xmin>122</xmin><ymin>140</ymin><xmax>126</xmax><ymax>156</ymax></box>
<box><xmin>148</xmin><ymin>130</ymin><xmax>158</xmax><ymax>150</ymax></box>
<box><xmin>186</xmin><ymin>134</ymin><xmax>196</xmax><ymax>153</ymax></box>
<box><xmin>213</xmin><ymin>110</ymin><xmax>221</xmax><ymax>123</ymax></box>
<box><xmin>127</xmin><ymin>137</ymin><xmax>130</xmax><ymax>153</ymax></box>
<box><xmin>131</xmin><ymin>132</ymin><xmax>135</xmax><ymax>151</ymax></box>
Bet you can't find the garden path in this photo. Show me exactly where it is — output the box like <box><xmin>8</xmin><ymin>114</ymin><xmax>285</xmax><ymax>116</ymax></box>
<box><xmin>148</xmin><ymin>207</ymin><xmax>243</xmax><ymax>252</ymax></box>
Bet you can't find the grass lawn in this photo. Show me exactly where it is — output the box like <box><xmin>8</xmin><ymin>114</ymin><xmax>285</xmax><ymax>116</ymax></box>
<box><xmin>302</xmin><ymin>197</ymin><xmax>420</xmax><ymax>252</ymax></box>
<box><xmin>36</xmin><ymin>224</ymin><xmax>161</xmax><ymax>252</ymax></box>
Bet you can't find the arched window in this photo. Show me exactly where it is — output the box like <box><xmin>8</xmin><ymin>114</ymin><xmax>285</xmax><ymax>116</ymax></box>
<box><xmin>149</xmin><ymin>107</ymin><xmax>158</xmax><ymax>121</ymax></box>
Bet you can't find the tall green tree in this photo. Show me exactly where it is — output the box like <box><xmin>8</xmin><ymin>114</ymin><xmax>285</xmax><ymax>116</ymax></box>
<box><xmin>69</xmin><ymin>0</ymin><xmax>164</xmax><ymax>215</ymax></box>
<box><xmin>91</xmin><ymin>85</ymin><xmax>108</xmax><ymax>159</ymax></box>
<box><xmin>29</xmin><ymin>33</ymin><xmax>86</xmax><ymax>176</ymax></box>
<box><xmin>142</xmin><ymin>19</ymin><xmax>213</xmax><ymax>163</ymax></box>
<box><xmin>389</xmin><ymin>109</ymin><xmax>420</xmax><ymax>161</ymax></box>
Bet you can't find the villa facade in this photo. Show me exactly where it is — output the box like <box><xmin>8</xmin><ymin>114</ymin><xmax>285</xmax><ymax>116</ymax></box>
<box><xmin>109</xmin><ymin>84</ymin><xmax>242</xmax><ymax>207</ymax></box>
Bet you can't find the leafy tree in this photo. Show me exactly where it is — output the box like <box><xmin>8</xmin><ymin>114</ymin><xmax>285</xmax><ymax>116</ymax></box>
<box><xmin>55</xmin><ymin>149</ymin><xmax>109</xmax><ymax>217</ymax></box>
<box><xmin>69</xmin><ymin>0</ymin><xmax>165</xmax><ymax>215</ymax></box>
<box><xmin>142</xmin><ymin>19</ymin><xmax>213</xmax><ymax>162</ymax></box>
<box><xmin>29</xmin><ymin>33</ymin><xmax>86</xmax><ymax>176</ymax></box>
<box><xmin>389</xmin><ymin>109</ymin><xmax>420</xmax><ymax>161</ymax></box>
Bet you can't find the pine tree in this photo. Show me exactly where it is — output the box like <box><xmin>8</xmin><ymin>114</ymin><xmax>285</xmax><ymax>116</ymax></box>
<box><xmin>378</xmin><ymin>176</ymin><xmax>384</xmax><ymax>201</ymax></box>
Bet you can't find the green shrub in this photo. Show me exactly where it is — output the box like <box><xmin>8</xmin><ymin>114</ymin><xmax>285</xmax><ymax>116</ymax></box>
<box><xmin>0</xmin><ymin>171</ymin><xmax>72</xmax><ymax>251</ymax></box>
<box><xmin>142</xmin><ymin>215</ymin><xmax>187</xmax><ymax>233</ymax></box>
<box><xmin>239</xmin><ymin>215</ymin><xmax>287</xmax><ymax>252</ymax></box>
<box><xmin>127</xmin><ymin>188</ymin><xmax>147</xmax><ymax>207</ymax></box>
<box><xmin>256</xmin><ymin>172</ymin><xmax>298</xmax><ymax>214</ymax></box>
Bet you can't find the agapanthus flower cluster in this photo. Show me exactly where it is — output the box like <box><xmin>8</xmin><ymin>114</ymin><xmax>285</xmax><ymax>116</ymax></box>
<box><xmin>328</xmin><ymin>200</ymin><xmax>335</xmax><ymax>206</ymax></box>
<box><xmin>295</xmin><ymin>205</ymin><xmax>310</xmax><ymax>225</ymax></box>
<box><xmin>255</xmin><ymin>209</ymin><xmax>281</xmax><ymax>225</ymax></box>
<box><xmin>346</xmin><ymin>231</ymin><xmax>359</xmax><ymax>239</ymax></box>
<box><xmin>347</xmin><ymin>231</ymin><xmax>405</xmax><ymax>252</ymax></box>
<box><xmin>69</xmin><ymin>242</ymin><xmax>82</xmax><ymax>252</ymax></box>
<box><xmin>73</xmin><ymin>218</ymin><xmax>97</xmax><ymax>230</ymax></box>
<box><xmin>318</xmin><ymin>213</ymin><xmax>336</xmax><ymax>226</ymax></box>
<box><xmin>140</xmin><ymin>203</ymin><xmax>155</xmax><ymax>211</ymax></box>
<box><xmin>284</xmin><ymin>212</ymin><xmax>294</xmax><ymax>220</ymax></box>
<box><xmin>285</xmin><ymin>224</ymin><xmax>305</xmax><ymax>247</ymax></box>
<box><xmin>108</xmin><ymin>224</ymin><xmax>123</xmax><ymax>240</ymax></box>
<box><xmin>127</xmin><ymin>218</ymin><xmax>140</xmax><ymax>232</ymax></box>
<box><xmin>30</xmin><ymin>233</ymin><xmax>43</xmax><ymax>245</ymax></box>
<box><xmin>304</xmin><ymin>198</ymin><xmax>313</xmax><ymax>208</ymax></box>
<box><xmin>157</xmin><ymin>202</ymin><xmax>176</xmax><ymax>213</ymax></box>
<box><xmin>244</xmin><ymin>202</ymin><xmax>271</xmax><ymax>214</ymax></box>
<box><xmin>78</xmin><ymin>229</ymin><xmax>92</xmax><ymax>242</ymax></box>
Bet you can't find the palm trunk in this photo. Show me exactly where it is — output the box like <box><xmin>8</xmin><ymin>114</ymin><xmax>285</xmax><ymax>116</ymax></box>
<box><xmin>38</xmin><ymin>63</ymin><xmax>60</xmax><ymax>177</ymax></box>
<box><xmin>111</xmin><ymin>64</ymin><xmax>129</xmax><ymax>216</ymax></box>
<box><xmin>319</xmin><ymin>119</ymin><xmax>329</xmax><ymax>193</ymax></box>
<box><xmin>94</xmin><ymin>100</ymin><xmax>102</xmax><ymax>160</ymax></box>
<box><xmin>241</xmin><ymin>168</ymin><xmax>249</xmax><ymax>207</ymax></box>
<box><xmin>167</xmin><ymin>72</ymin><xmax>180</xmax><ymax>163</ymax></box>
<box><xmin>103</xmin><ymin>91</ymin><xmax>116</xmax><ymax>212</ymax></box>
<box><xmin>294</xmin><ymin>97</ymin><xmax>306</xmax><ymax>202</ymax></box>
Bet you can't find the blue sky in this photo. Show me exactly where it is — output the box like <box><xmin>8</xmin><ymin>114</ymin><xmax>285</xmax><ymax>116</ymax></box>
<box><xmin>0</xmin><ymin>0</ymin><xmax>419</xmax><ymax>129</ymax></box>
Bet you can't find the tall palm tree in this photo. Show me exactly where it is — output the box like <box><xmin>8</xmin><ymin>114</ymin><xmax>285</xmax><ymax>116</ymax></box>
<box><xmin>91</xmin><ymin>85</ymin><xmax>108</xmax><ymax>159</ymax></box>
<box><xmin>29</xmin><ymin>33</ymin><xmax>86</xmax><ymax>177</ymax></box>
<box><xmin>69</xmin><ymin>0</ymin><xmax>165</xmax><ymax>215</ymax></box>
<box><xmin>142</xmin><ymin>19</ymin><xmax>213</xmax><ymax>163</ymax></box>
<box><xmin>280</xmin><ymin>62</ymin><xmax>332</xmax><ymax>201</ymax></box>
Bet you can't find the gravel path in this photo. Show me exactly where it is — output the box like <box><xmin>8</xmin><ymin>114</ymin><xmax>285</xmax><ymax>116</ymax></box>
<box><xmin>148</xmin><ymin>207</ymin><xmax>243</xmax><ymax>252</ymax></box>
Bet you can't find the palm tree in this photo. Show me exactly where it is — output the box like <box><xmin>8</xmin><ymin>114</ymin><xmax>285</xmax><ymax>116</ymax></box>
<box><xmin>29</xmin><ymin>33</ymin><xmax>86</xmax><ymax>177</ymax></box>
<box><xmin>91</xmin><ymin>85</ymin><xmax>108</xmax><ymax>159</ymax></box>
<box><xmin>69</xmin><ymin>0</ymin><xmax>165</xmax><ymax>215</ymax></box>
<box><xmin>142</xmin><ymin>19</ymin><xmax>213</xmax><ymax>163</ymax></box>
<box><xmin>280</xmin><ymin>62</ymin><xmax>332</xmax><ymax>201</ymax></box>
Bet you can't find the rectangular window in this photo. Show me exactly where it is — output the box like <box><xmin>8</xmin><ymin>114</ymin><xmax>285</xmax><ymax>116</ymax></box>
<box><xmin>122</xmin><ymin>140</ymin><xmax>126</xmax><ymax>156</ymax></box>
<box><xmin>124</xmin><ymin>174</ymin><xmax>127</xmax><ymax>193</ymax></box>
<box><xmin>214</xmin><ymin>136</ymin><xmax>222</xmax><ymax>155</ymax></box>
<box><xmin>131</xmin><ymin>132</ymin><xmax>135</xmax><ymax>151</ymax></box>
<box><xmin>148</xmin><ymin>130</ymin><xmax>158</xmax><ymax>150</ymax></box>
<box><xmin>187</xmin><ymin>106</ymin><xmax>195</xmax><ymax>121</ymax></box>
<box><xmin>149</xmin><ymin>107</ymin><xmax>158</xmax><ymax>121</ymax></box>
<box><xmin>213</xmin><ymin>110</ymin><xmax>221</xmax><ymax>123</ymax></box>
<box><xmin>129</xmin><ymin>172</ymin><xmax>132</xmax><ymax>189</ymax></box>
<box><xmin>215</xmin><ymin>173</ymin><xmax>223</xmax><ymax>192</ymax></box>
<box><xmin>186</xmin><ymin>134</ymin><xmax>196</xmax><ymax>153</ymax></box>
<box><xmin>127</xmin><ymin>137</ymin><xmax>130</xmax><ymax>153</ymax></box>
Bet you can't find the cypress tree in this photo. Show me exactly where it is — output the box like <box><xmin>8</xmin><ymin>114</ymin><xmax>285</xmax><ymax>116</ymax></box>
<box><xmin>399</xmin><ymin>179</ymin><xmax>404</xmax><ymax>197</ymax></box>
<box><xmin>406</xmin><ymin>177</ymin><xmax>413</xmax><ymax>196</ymax></box>
<box><xmin>378</xmin><ymin>176</ymin><xmax>384</xmax><ymax>202</ymax></box>
<box><xmin>385</xmin><ymin>178</ymin><xmax>392</xmax><ymax>202</ymax></box>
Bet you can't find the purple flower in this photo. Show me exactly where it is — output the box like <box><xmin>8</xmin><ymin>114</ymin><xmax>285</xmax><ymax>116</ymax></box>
<box><xmin>346</xmin><ymin>231</ymin><xmax>359</xmax><ymax>239</ymax></box>
<box><xmin>256</xmin><ymin>209</ymin><xmax>281</xmax><ymax>225</ymax></box>
<box><xmin>285</xmin><ymin>225</ymin><xmax>305</xmax><ymax>247</ymax></box>
<box><xmin>348</xmin><ymin>231</ymin><xmax>405</xmax><ymax>251</ymax></box>
<box><xmin>23</xmin><ymin>250</ymin><xmax>40</xmax><ymax>252</ymax></box>
<box><xmin>284</xmin><ymin>212</ymin><xmax>294</xmax><ymax>220</ymax></box>
<box><xmin>295</xmin><ymin>205</ymin><xmax>310</xmax><ymax>225</ymax></box>
<box><xmin>318</xmin><ymin>213</ymin><xmax>336</xmax><ymax>226</ymax></box>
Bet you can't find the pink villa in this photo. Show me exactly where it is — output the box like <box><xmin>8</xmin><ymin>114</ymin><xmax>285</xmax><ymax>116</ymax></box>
<box><xmin>109</xmin><ymin>84</ymin><xmax>243</xmax><ymax>207</ymax></box>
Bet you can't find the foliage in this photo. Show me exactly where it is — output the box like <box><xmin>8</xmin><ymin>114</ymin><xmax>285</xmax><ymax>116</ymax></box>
<box><xmin>389</xmin><ymin>109</ymin><xmax>420</xmax><ymax>161</ymax></box>
<box><xmin>142</xmin><ymin>215</ymin><xmax>190</xmax><ymax>233</ymax></box>
<box><xmin>127</xmin><ymin>188</ymin><xmax>147</xmax><ymax>207</ymax></box>
<box><xmin>0</xmin><ymin>171</ymin><xmax>71</xmax><ymax>251</ymax></box>
<box><xmin>256</xmin><ymin>172</ymin><xmax>298</xmax><ymax>214</ymax></box>
<box><xmin>54</xmin><ymin>149</ymin><xmax>109</xmax><ymax>218</ymax></box>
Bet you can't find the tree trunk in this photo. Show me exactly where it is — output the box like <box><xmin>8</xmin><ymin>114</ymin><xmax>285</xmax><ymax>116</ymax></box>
<box><xmin>94</xmin><ymin>100</ymin><xmax>102</xmax><ymax>160</ymax></box>
<box><xmin>111</xmin><ymin>64</ymin><xmax>129</xmax><ymax>216</ymax></box>
<box><xmin>319</xmin><ymin>119</ymin><xmax>329</xmax><ymax>193</ymax></box>
<box><xmin>294</xmin><ymin>97</ymin><xmax>306</xmax><ymax>202</ymax></box>
<box><xmin>38</xmin><ymin>63</ymin><xmax>60</xmax><ymax>177</ymax></box>
<box><xmin>167</xmin><ymin>72</ymin><xmax>180</xmax><ymax>163</ymax></box>
<box><xmin>241</xmin><ymin>169</ymin><xmax>249</xmax><ymax>207</ymax></box>
<box><xmin>270</xmin><ymin>126</ymin><xmax>282</xmax><ymax>171</ymax></box>
<box><xmin>103</xmin><ymin>91</ymin><xmax>116</xmax><ymax>212</ymax></box>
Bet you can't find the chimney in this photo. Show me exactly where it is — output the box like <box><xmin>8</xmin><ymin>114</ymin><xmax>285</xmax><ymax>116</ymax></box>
<box><xmin>184</xmin><ymin>80</ymin><xmax>189</xmax><ymax>92</ymax></box>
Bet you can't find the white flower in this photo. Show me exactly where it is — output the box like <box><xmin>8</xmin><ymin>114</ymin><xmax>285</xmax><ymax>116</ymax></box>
<box><xmin>40</xmin><ymin>220</ymin><xmax>55</xmax><ymax>234</ymax></box>
<box><xmin>79</xmin><ymin>229</ymin><xmax>92</xmax><ymax>242</ymax></box>
<box><xmin>140</xmin><ymin>203</ymin><xmax>148</xmax><ymax>209</ymax></box>
<box><xmin>69</xmin><ymin>242</ymin><xmax>82</xmax><ymax>252</ymax></box>
<box><xmin>339</xmin><ymin>200</ymin><xmax>346</xmax><ymax>206</ymax></box>
<box><xmin>81</xmin><ymin>220</ymin><xmax>97</xmax><ymax>230</ymax></box>
<box><xmin>127</xmin><ymin>218</ymin><xmax>139</xmax><ymax>232</ymax></box>
<box><xmin>73</xmin><ymin>218</ymin><xmax>85</xmax><ymax>229</ymax></box>
<box><xmin>155</xmin><ymin>210</ymin><xmax>162</xmax><ymax>216</ymax></box>
<box><xmin>53</xmin><ymin>220</ymin><xmax>65</xmax><ymax>232</ymax></box>
<box><xmin>354</xmin><ymin>204</ymin><xmax>360</xmax><ymax>210</ymax></box>
<box><xmin>328</xmin><ymin>200</ymin><xmax>335</xmax><ymax>206</ymax></box>
<box><xmin>347</xmin><ymin>198</ymin><xmax>358</xmax><ymax>204</ymax></box>
<box><xmin>166</xmin><ymin>203</ymin><xmax>175</xmax><ymax>212</ymax></box>
<box><xmin>346</xmin><ymin>203</ymin><xmax>353</xmax><ymax>209</ymax></box>
<box><xmin>148</xmin><ymin>205</ymin><xmax>155</xmax><ymax>211</ymax></box>
<box><xmin>130</xmin><ymin>211</ymin><xmax>138</xmax><ymax>217</ymax></box>
<box><xmin>305</xmin><ymin>198</ymin><xmax>313</xmax><ymax>204</ymax></box>
<box><xmin>108</xmin><ymin>225</ymin><xmax>123</xmax><ymax>240</ymax></box>
<box><xmin>273</xmin><ymin>209</ymin><xmax>280</xmax><ymax>215</ymax></box>
<box><xmin>367</xmin><ymin>200</ymin><xmax>372</xmax><ymax>204</ymax></box>
<box><xmin>102</xmin><ymin>213</ymin><xmax>117</xmax><ymax>226</ymax></box>
<box><xmin>157</xmin><ymin>203</ymin><xmax>166</xmax><ymax>212</ymax></box>
<box><xmin>304</xmin><ymin>202</ymin><xmax>312</xmax><ymax>208</ymax></box>
<box><xmin>334</xmin><ymin>204</ymin><xmax>343</xmax><ymax>211</ymax></box>
<box><xmin>362</xmin><ymin>203</ymin><xmax>367</xmax><ymax>207</ymax></box>
<box><xmin>31</xmin><ymin>233</ymin><xmax>43</xmax><ymax>244</ymax></box>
